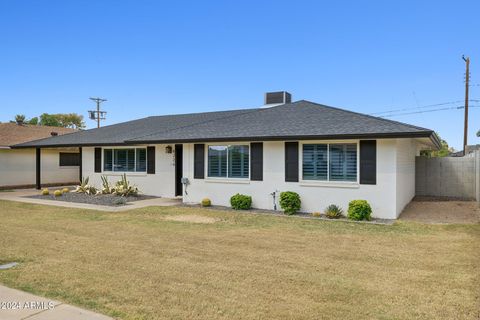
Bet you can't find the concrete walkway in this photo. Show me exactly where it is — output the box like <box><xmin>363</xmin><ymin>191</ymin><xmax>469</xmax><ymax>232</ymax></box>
<box><xmin>0</xmin><ymin>285</ymin><xmax>112</xmax><ymax>319</ymax></box>
<box><xmin>0</xmin><ymin>188</ymin><xmax>181</xmax><ymax>212</ymax></box>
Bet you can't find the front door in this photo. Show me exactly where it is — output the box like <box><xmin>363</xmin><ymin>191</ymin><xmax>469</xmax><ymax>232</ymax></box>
<box><xmin>175</xmin><ymin>144</ymin><xmax>183</xmax><ymax>196</ymax></box>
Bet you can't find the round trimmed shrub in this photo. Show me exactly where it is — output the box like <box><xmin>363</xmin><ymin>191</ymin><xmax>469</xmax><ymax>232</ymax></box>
<box><xmin>279</xmin><ymin>191</ymin><xmax>301</xmax><ymax>215</ymax></box>
<box><xmin>347</xmin><ymin>200</ymin><xmax>372</xmax><ymax>221</ymax></box>
<box><xmin>201</xmin><ymin>198</ymin><xmax>211</xmax><ymax>207</ymax></box>
<box><xmin>311</xmin><ymin>211</ymin><xmax>322</xmax><ymax>217</ymax></box>
<box><xmin>325</xmin><ymin>204</ymin><xmax>343</xmax><ymax>219</ymax></box>
<box><xmin>230</xmin><ymin>194</ymin><xmax>252</xmax><ymax>210</ymax></box>
<box><xmin>62</xmin><ymin>188</ymin><xmax>70</xmax><ymax>194</ymax></box>
<box><xmin>54</xmin><ymin>190</ymin><xmax>63</xmax><ymax>197</ymax></box>
<box><xmin>41</xmin><ymin>188</ymin><xmax>49</xmax><ymax>196</ymax></box>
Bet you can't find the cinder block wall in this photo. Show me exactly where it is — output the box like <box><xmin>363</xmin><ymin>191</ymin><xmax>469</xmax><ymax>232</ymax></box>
<box><xmin>415</xmin><ymin>153</ymin><xmax>478</xmax><ymax>200</ymax></box>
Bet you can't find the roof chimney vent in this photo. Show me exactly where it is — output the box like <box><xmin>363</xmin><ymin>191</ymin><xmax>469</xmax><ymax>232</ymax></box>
<box><xmin>264</xmin><ymin>91</ymin><xmax>291</xmax><ymax>106</ymax></box>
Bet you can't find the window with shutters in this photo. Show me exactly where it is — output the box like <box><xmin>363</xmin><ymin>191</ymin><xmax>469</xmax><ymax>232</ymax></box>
<box><xmin>103</xmin><ymin>148</ymin><xmax>147</xmax><ymax>172</ymax></box>
<box><xmin>208</xmin><ymin>145</ymin><xmax>249</xmax><ymax>179</ymax></box>
<box><xmin>302</xmin><ymin>143</ymin><xmax>357</xmax><ymax>182</ymax></box>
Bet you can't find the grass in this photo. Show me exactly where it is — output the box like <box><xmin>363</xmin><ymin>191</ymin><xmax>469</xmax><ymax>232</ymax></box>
<box><xmin>0</xmin><ymin>200</ymin><xmax>479</xmax><ymax>320</ymax></box>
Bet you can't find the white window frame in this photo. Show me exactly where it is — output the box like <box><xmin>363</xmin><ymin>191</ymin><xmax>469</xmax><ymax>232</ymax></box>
<box><xmin>102</xmin><ymin>147</ymin><xmax>147</xmax><ymax>174</ymax></box>
<box><xmin>299</xmin><ymin>140</ymin><xmax>360</xmax><ymax>186</ymax></box>
<box><xmin>205</xmin><ymin>143</ymin><xmax>251</xmax><ymax>181</ymax></box>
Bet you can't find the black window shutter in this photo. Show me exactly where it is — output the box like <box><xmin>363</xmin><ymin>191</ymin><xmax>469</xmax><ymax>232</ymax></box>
<box><xmin>250</xmin><ymin>142</ymin><xmax>263</xmax><ymax>181</ymax></box>
<box><xmin>94</xmin><ymin>148</ymin><xmax>102</xmax><ymax>173</ymax></box>
<box><xmin>147</xmin><ymin>146</ymin><xmax>155</xmax><ymax>174</ymax></box>
<box><xmin>285</xmin><ymin>142</ymin><xmax>299</xmax><ymax>182</ymax></box>
<box><xmin>194</xmin><ymin>144</ymin><xmax>205</xmax><ymax>179</ymax></box>
<box><xmin>360</xmin><ymin>140</ymin><xmax>376</xmax><ymax>185</ymax></box>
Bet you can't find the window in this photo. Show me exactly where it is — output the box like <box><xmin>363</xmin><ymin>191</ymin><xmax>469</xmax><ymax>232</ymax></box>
<box><xmin>208</xmin><ymin>145</ymin><xmax>249</xmax><ymax>178</ymax></box>
<box><xmin>302</xmin><ymin>143</ymin><xmax>357</xmax><ymax>182</ymax></box>
<box><xmin>103</xmin><ymin>148</ymin><xmax>146</xmax><ymax>172</ymax></box>
<box><xmin>59</xmin><ymin>153</ymin><xmax>80</xmax><ymax>166</ymax></box>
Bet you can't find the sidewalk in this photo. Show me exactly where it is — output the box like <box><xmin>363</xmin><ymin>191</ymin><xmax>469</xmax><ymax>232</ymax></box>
<box><xmin>0</xmin><ymin>188</ymin><xmax>181</xmax><ymax>212</ymax></box>
<box><xmin>0</xmin><ymin>285</ymin><xmax>113</xmax><ymax>320</ymax></box>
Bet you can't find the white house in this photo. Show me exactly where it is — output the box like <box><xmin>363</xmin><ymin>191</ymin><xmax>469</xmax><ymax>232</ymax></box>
<box><xmin>0</xmin><ymin>122</ymin><xmax>79</xmax><ymax>189</ymax></box>
<box><xmin>13</xmin><ymin>92</ymin><xmax>440</xmax><ymax>219</ymax></box>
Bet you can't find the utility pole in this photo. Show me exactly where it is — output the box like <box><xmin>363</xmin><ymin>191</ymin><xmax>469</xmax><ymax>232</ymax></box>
<box><xmin>462</xmin><ymin>56</ymin><xmax>470</xmax><ymax>155</ymax></box>
<box><xmin>88</xmin><ymin>97</ymin><xmax>107</xmax><ymax>128</ymax></box>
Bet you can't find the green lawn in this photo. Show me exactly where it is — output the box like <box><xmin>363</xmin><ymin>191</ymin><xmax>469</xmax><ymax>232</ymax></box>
<box><xmin>0</xmin><ymin>200</ymin><xmax>478</xmax><ymax>320</ymax></box>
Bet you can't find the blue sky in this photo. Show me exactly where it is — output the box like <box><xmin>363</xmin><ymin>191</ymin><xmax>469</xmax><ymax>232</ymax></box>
<box><xmin>0</xmin><ymin>1</ymin><xmax>478</xmax><ymax>150</ymax></box>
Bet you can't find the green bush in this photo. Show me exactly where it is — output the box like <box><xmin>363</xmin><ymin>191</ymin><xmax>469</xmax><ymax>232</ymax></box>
<box><xmin>347</xmin><ymin>200</ymin><xmax>372</xmax><ymax>221</ymax></box>
<box><xmin>279</xmin><ymin>191</ymin><xmax>301</xmax><ymax>215</ymax></box>
<box><xmin>41</xmin><ymin>188</ymin><xmax>49</xmax><ymax>196</ymax></box>
<box><xmin>311</xmin><ymin>211</ymin><xmax>322</xmax><ymax>217</ymax></box>
<box><xmin>201</xmin><ymin>198</ymin><xmax>211</xmax><ymax>207</ymax></box>
<box><xmin>325</xmin><ymin>204</ymin><xmax>343</xmax><ymax>219</ymax></box>
<box><xmin>62</xmin><ymin>188</ymin><xmax>70</xmax><ymax>194</ymax></box>
<box><xmin>54</xmin><ymin>190</ymin><xmax>63</xmax><ymax>197</ymax></box>
<box><xmin>230</xmin><ymin>194</ymin><xmax>252</xmax><ymax>210</ymax></box>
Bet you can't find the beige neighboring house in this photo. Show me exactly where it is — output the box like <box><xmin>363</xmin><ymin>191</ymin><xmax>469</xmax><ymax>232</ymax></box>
<box><xmin>0</xmin><ymin>122</ymin><xmax>80</xmax><ymax>189</ymax></box>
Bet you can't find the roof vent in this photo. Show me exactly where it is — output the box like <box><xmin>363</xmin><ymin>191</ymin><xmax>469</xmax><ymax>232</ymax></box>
<box><xmin>264</xmin><ymin>91</ymin><xmax>291</xmax><ymax>105</ymax></box>
<box><xmin>50</xmin><ymin>132</ymin><xmax>58</xmax><ymax>136</ymax></box>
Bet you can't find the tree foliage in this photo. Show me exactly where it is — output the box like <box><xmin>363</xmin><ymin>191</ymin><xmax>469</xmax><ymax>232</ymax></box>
<box><xmin>419</xmin><ymin>133</ymin><xmax>453</xmax><ymax>157</ymax></box>
<box><xmin>14</xmin><ymin>114</ymin><xmax>26</xmax><ymax>124</ymax></box>
<box><xmin>39</xmin><ymin>113</ymin><xmax>85</xmax><ymax>129</ymax></box>
<box><xmin>12</xmin><ymin>113</ymin><xmax>85</xmax><ymax>129</ymax></box>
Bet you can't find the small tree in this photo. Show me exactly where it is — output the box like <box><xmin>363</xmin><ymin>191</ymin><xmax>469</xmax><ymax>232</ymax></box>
<box><xmin>14</xmin><ymin>114</ymin><xmax>26</xmax><ymax>125</ymax></box>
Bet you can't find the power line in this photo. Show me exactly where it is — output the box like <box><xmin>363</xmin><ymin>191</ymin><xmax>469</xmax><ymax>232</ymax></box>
<box><xmin>379</xmin><ymin>104</ymin><xmax>480</xmax><ymax>118</ymax></box>
<box><xmin>370</xmin><ymin>99</ymin><xmax>479</xmax><ymax>115</ymax></box>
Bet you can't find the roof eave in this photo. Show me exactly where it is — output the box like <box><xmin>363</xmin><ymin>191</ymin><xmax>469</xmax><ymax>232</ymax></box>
<box><xmin>11</xmin><ymin>131</ymin><xmax>439</xmax><ymax>148</ymax></box>
<box><xmin>126</xmin><ymin>131</ymin><xmax>438</xmax><ymax>144</ymax></box>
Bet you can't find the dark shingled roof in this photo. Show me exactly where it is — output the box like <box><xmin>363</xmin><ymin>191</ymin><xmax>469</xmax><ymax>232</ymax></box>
<box><xmin>13</xmin><ymin>100</ymin><xmax>440</xmax><ymax>148</ymax></box>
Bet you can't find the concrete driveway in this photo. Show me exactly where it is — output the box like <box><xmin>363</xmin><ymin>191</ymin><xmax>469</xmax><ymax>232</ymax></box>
<box><xmin>399</xmin><ymin>199</ymin><xmax>480</xmax><ymax>224</ymax></box>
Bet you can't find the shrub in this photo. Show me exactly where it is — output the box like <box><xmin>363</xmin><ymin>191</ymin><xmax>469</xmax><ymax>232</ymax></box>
<box><xmin>41</xmin><ymin>188</ymin><xmax>49</xmax><ymax>196</ymax></box>
<box><xmin>112</xmin><ymin>174</ymin><xmax>139</xmax><ymax>197</ymax></box>
<box><xmin>279</xmin><ymin>191</ymin><xmax>301</xmax><ymax>215</ymax></box>
<box><xmin>201</xmin><ymin>198</ymin><xmax>211</xmax><ymax>207</ymax></box>
<box><xmin>311</xmin><ymin>211</ymin><xmax>322</xmax><ymax>217</ymax></box>
<box><xmin>54</xmin><ymin>190</ymin><xmax>63</xmax><ymax>197</ymax></box>
<box><xmin>348</xmin><ymin>200</ymin><xmax>372</xmax><ymax>221</ymax></box>
<box><xmin>100</xmin><ymin>176</ymin><xmax>113</xmax><ymax>194</ymax></box>
<box><xmin>230</xmin><ymin>194</ymin><xmax>252</xmax><ymax>210</ymax></box>
<box><xmin>62</xmin><ymin>188</ymin><xmax>70</xmax><ymax>194</ymax></box>
<box><xmin>75</xmin><ymin>177</ymin><xmax>97</xmax><ymax>195</ymax></box>
<box><xmin>325</xmin><ymin>204</ymin><xmax>344</xmax><ymax>219</ymax></box>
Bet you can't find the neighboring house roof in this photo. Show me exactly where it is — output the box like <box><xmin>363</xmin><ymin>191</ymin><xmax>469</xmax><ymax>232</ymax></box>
<box><xmin>0</xmin><ymin>123</ymin><xmax>76</xmax><ymax>148</ymax></box>
<box><xmin>12</xmin><ymin>100</ymin><xmax>441</xmax><ymax>149</ymax></box>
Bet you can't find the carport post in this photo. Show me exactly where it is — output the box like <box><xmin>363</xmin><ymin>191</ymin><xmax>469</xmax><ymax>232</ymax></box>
<box><xmin>35</xmin><ymin>148</ymin><xmax>41</xmax><ymax>189</ymax></box>
<box><xmin>476</xmin><ymin>150</ymin><xmax>480</xmax><ymax>202</ymax></box>
<box><xmin>79</xmin><ymin>147</ymin><xmax>82</xmax><ymax>182</ymax></box>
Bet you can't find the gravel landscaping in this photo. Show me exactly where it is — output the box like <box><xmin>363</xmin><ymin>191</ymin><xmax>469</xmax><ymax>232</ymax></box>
<box><xmin>184</xmin><ymin>204</ymin><xmax>394</xmax><ymax>224</ymax></box>
<box><xmin>26</xmin><ymin>191</ymin><xmax>156</xmax><ymax>206</ymax></box>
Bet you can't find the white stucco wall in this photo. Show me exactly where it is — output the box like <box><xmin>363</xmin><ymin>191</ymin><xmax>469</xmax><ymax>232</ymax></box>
<box><xmin>182</xmin><ymin>139</ymin><xmax>401</xmax><ymax>219</ymax></box>
<box><xmin>0</xmin><ymin>148</ymin><xmax>79</xmax><ymax>187</ymax></box>
<box><xmin>79</xmin><ymin>138</ymin><xmax>420</xmax><ymax>219</ymax></box>
<box><xmin>395</xmin><ymin>139</ymin><xmax>416</xmax><ymax>217</ymax></box>
<box><xmin>81</xmin><ymin>145</ymin><xmax>176</xmax><ymax>198</ymax></box>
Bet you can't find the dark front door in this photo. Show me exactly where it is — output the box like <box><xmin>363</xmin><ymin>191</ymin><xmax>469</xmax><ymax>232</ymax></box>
<box><xmin>175</xmin><ymin>144</ymin><xmax>183</xmax><ymax>196</ymax></box>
